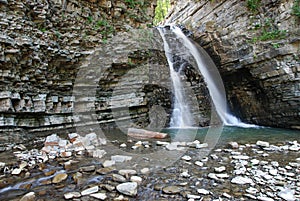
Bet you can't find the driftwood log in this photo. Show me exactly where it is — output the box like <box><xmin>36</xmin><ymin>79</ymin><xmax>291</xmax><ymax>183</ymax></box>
<box><xmin>127</xmin><ymin>128</ymin><xmax>168</xmax><ymax>139</ymax></box>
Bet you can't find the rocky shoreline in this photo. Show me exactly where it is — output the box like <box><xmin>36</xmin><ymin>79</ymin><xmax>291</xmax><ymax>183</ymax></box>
<box><xmin>0</xmin><ymin>131</ymin><xmax>299</xmax><ymax>200</ymax></box>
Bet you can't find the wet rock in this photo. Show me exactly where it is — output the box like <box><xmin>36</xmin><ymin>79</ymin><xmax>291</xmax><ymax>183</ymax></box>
<box><xmin>112</xmin><ymin>174</ymin><xmax>126</xmax><ymax>182</ymax></box>
<box><xmin>20</xmin><ymin>192</ymin><xmax>35</xmax><ymax>201</ymax></box>
<box><xmin>116</xmin><ymin>182</ymin><xmax>138</xmax><ymax>196</ymax></box>
<box><xmin>181</xmin><ymin>155</ymin><xmax>191</xmax><ymax>161</ymax></box>
<box><xmin>130</xmin><ymin>176</ymin><xmax>142</xmax><ymax>184</ymax></box>
<box><xmin>103</xmin><ymin>160</ymin><xmax>115</xmax><ymax>167</ymax></box>
<box><xmin>195</xmin><ymin>161</ymin><xmax>204</xmax><ymax>167</ymax></box>
<box><xmin>196</xmin><ymin>143</ymin><xmax>208</xmax><ymax>149</ymax></box>
<box><xmin>64</xmin><ymin>192</ymin><xmax>81</xmax><ymax>199</ymax></box>
<box><xmin>81</xmin><ymin>186</ymin><xmax>99</xmax><ymax>196</ymax></box>
<box><xmin>278</xmin><ymin>188</ymin><xmax>296</xmax><ymax>201</ymax></box>
<box><xmin>97</xmin><ymin>167</ymin><xmax>115</xmax><ymax>175</ymax></box>
<box><xmin>80</xmin><ymin>165</ymin><xmax>96</xmax><ymax>172</ymax></box>
<box><xmin>256</xmin><ymin>141</ymin><xmax>270</xmax><ymax>148</ymax></box>
<box><xmin>90</xmin><ymin>192</ymin><xmax>107</xmax><ymax>200</ymax></box>
<box><xmin>214</xmin><ymin>166</ymin><xmax>226</xmax><ymax>173</ymax></box>
<box><xmin>119</xmin><ymin>169</ymin><xmax>137</xmax><ymax>176</ymax></box>
<box><xmin>257</xmin><ymin>196</ymin><xmax>274</xmax><ymax>201</ymax></box>
<box><xmin>197</xmin><ymin>188</ymin><xmax>210</xmax><ymax>195</ymax></box>
<box><xmin>52</xmin><ymin>173</ymin><xmax>68</xmax><ymax>184</ymax></box>
<box><xmin>162</xmin><ymin>186</ymin><xmax>181</xmax><ymax>194</ymax></box>
<box><xmin>231</xmin><ymin>176</ymin><xmax>254</xmax><ymax>185</ymax></box>
<box><xmin>140</xmin><ymin>168</ymin><xmax>150</xmax><ymax>174</ymax></box>
<box><xmin>228</xmin><ymin>142</ymin><xmax>239</xmax><ymax>149</ymax></box>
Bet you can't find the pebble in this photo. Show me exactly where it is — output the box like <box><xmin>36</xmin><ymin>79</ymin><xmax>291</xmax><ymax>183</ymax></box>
<box><xmin>112</xmin><ymin>174</ymin><xmax>126</xmax><ymax>182</ymax></box>
<box><xmin>80</xmin><ymin>165</ymin><xmax>95</xmax><ymax>172</ymax></box>
<box><xmin>130</xmin><ymin>176</ymin><xmax>142</xmax><ymax>183</ymax></box>
<box><xmin>81</xmin><ymin>186</ymin><xmax>99</xmax><ymax>196</ymax></box>
<box><xmin>231</xmin><ymin>176</ymin><xmax>254</xmax><ymax>185</ymax></box>
<box><xmin>256</xmin><ymin>141</ymin><xmax>270</xmax><ymax>147</ymax></box>
<box><xmin>19</xmin><ymin>192</ymin><xmax>35</xmax><ymax>201</ymax></box>
<box><xmin>181</xmin><ymin>155</ymin><xmax>192</xmax><ymax>161</ymax></box>
<box><xmin>214</xmin><ymin>166</ymin><xmax>226</xmax><ymax>173</ymax></box>
<box><xmin>52</xmin><ymin>173</ymin><xmax>68</xmax><ymax>184</ymax></box>
<box><xmin>103</xmin><ymin>160</ymin><xmax>115</xmax><ymax>168</ymax></box>
<box><xmin>162</xmin><ymin>185</ymin><xmax>181</xmax><ymax>194</ymax></box>
<box><xmin>119</xmin><ymin>169</ymin><xmax>137</xmax><ymax>176</ymax></box>
<box><xmin>90</xmin><ymin>193</ymin><xmax>107</xmax><ymax>200</ymax></box>
<box><xmin>197</xmin><ymin>188</ymin><xmax>210</xmax><ymax>195</ymax></box>
<box><xmin>64</xmin><ymin>192</ymin><xmax>81</xmax><ymax>199</ymax></box>
<box><xmin>116</xmin><ymin>182</ymin><xmax>138</xmax><ymax>196</ymax></box>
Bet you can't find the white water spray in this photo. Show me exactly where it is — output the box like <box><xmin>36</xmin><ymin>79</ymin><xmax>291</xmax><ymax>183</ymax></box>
<box><xmin>158</xmin><ymin>28</ymin><xmax>194</xmax><ymax>128</ymax></box>
<box><xmin>160</xmin><ymin>25</ymin><xmax>257</xmax><ymax>128</ymax></box>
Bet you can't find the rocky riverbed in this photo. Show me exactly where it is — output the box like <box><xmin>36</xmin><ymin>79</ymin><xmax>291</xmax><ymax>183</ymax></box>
<box><xmin>0</xmin><ymin>130</ymin><xmax>299</xmax><ymax>201</ymax></box>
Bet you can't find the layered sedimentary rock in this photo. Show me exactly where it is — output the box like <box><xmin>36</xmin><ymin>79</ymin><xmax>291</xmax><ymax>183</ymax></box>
<box><xmin>166</xmin><ymin>0</ymin><xmax>300</xmax><ymax>128</ymax></box>
<box><xmin>0</xmin><ymin>0</ymin><xmax>158</xmax><ymax>138</ymax></box>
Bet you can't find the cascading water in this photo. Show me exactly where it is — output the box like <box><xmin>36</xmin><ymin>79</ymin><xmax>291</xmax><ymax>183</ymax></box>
<box><xmin>158</xmin><ymin>28</ymin><xmax>194</xmax><ymax>128</ymax></box>
<box><xmin>159</xmin><ymin>25</ymin><xmax>256</xmax><ymax>128</ymax></box>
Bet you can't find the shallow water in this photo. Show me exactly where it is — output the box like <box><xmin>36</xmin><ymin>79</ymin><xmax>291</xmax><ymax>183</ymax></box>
<box><xmin>164</xmin><ymin>126</ymin><xmax>300</xmax><ymax>145</ymax></box>
<box><xmin>0</xmin><ymin>126</ymin><xmax>299</xmax><ymax>200</ymax></box>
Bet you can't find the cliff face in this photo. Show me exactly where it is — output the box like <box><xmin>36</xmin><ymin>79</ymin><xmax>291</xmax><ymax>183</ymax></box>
<box><xmin>166</xmin><ymin>0</ymin><xmax>300</xmax><ymax>129</ymax></box>
<box><xmin>0</xmin><ymin>0</ymin><xmax>157</xmax><ymax>139</ymax></box>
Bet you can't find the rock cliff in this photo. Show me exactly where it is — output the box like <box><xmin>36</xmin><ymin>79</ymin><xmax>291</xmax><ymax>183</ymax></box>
<box><xmin>0</xmin><ymin>0</ymin><xmax>158</xmax><ymax>141</ymax></box>
<box><xmin>165</xmin><ymin>0</ymin><xmax>300</xmax><ymax>129</ymax></box>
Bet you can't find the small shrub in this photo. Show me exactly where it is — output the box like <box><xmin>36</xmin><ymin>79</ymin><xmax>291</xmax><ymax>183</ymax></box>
<box><xmin>247</xmin><ymin>0</ymin><xmax>261</xmax><ymax>13</ymax></box>
<box><xmin>292</xmin><ymin>0</ymin><xmax>300</xmax><ymax>17</ymax></box>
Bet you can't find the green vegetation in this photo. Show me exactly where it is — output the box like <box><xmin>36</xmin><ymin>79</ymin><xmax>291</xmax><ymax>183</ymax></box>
<box><xmin>292</xmin><ymin>0</ymin><xmax>300</xmax><ymax>17</ymax></box>
<box><xmin>125</xmin><ymin>0</ymin><xmax>143</xmax><ymax>9</ymax></box>
<box><xmin>250</xmin><ymin>18</ymin><xmax>287</xmax><ymax>43</ymax></box>
<box><xmin>247</xmin><ymin>0</ymin><xmax>261</xmax><ymax>13</ymax></box>
<box><xmin>154</xmin><ymin>0</ymin><xmax>171</xmax><ymax>25</ymax></box>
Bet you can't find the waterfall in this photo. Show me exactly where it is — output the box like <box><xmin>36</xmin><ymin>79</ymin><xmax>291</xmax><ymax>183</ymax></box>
<box><xmin>158</xmin><ymin>28</ymin><xmax>194</xmax><ymax>128</ymax></box>
<box><xmin>159</xmin><ymin>25</ymin><xmax>256</xmax><ymax>128</ymax></box>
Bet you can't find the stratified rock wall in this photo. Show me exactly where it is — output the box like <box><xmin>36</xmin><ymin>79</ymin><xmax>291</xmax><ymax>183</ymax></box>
<box><xmin>166</xmin><ymin>0</ymin><xmax>300</xmax><ymax>128</ymax></box>
<box><xmin>0</xmin><ymin>0</ymin><xmax>157</xmax><ymax>136</ymax></box>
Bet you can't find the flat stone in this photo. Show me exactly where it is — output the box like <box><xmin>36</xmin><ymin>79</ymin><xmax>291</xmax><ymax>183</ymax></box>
<box><xmin>196</xmin><ymin>143</ymin><xmax>208</xmax><ymax>149</ymax></box>
<box><xmin>232</xmin><ymin>155</ymin><xmax>249</xmax><ymax>160</ymax></box>
<box><xmin>228</xmin><ymin>141</ymin><xmax>239</xmax><ymax>149</ymax></box>
<box><xmin>97</xmin><ymin>167</ymin><xmax>115</xmax><ymax>175</ymax></box>
<box><xmin>162</xmin><ymin>186</ymin><xmax>181</xmax><ymax>194</ymax></box>
<box><xmin>80</xmin><ymin>165</ymin><xmax>95</xmax><ymax>172</ymax></box>
<box><xmin>81</xmin><ymin>186</ymin><xmax>99</xmax><ymax>196</ymax></box>
<box><xmin>256</xmin><ymin>141</ymin><xmax>270</xmax><ymax>147</ymax></box>
<box><xmin>52</xmin><ymin>173</ymin><xmax>68</xmax><ymax>184</ymax></box>
<box><xmin>140</xmin><ymin>168</ymin><xmax>150</xmax><ymax>174</ymax></box>
<box><xmin>103</xmin><ymin>160</ymin><xmax>115</xmax><ymax>168</ymax></box>
<box><xmin>231</xmin><ymin>176</ymin><xmax>254</xmax><ymax>185</ymax></box>
<box><xmin>257</xmin><ymin>196</ymin><xmax>274</xmax><ymax>201</ymax></box>
<box><xmin>19</xmin><ymin>192</ymin><xmax>35</xmax><ymax>201</ymax></box>
<box><xmin>214</xmin><ymin>166</ymin><xmax>226</xmax><ymax>173</ymax></box>
<box><xmin>64</xmin><ymin>192</ymin><xmax>81</xmax><ymax>199</ymax></box>
<box><xmin>195</xmin><ymin>161</ymin><xmax>204</xmax><ymax>167</ymax></box>
<box><xmin>119</xmin><ymin>169</ymin><xmax>137</xmax><ymax>176</ymax></box>
<box><xmin>181</xmin><ymin>155</ymin><xmax>191</xmax><ymax>161</ymax></box>
<box><xmin>130</xmin><ymin>176</ymin><xmax>142</xmax><ymax>183</ymax></box>
<box><xmin>197</xmin><ymin>188</ymin><xmax>210</xmax><ymax>195</ymax></box>
<box><xmin>116</xmin><ymin>182</ymin><xmax>138</xmax><ymax>196</ymax></box>
<box><xmin>278</xmin><ymin>188</ymin><xmax>295</xmax><ymax>201</ymax></box>
<box><xmin>112</xmin><ymin>174</ymin><xmax>126</xmax><ymax>182</ymax></box>
<box><xmin>90</xmin><ymin>193</ymin><xmax>107</xmax><ymax>200</ymax></box>
<box><xmin>11</xmin><ymin>168</ymin><xmax>22</xmax><ymax>175</ymax></box>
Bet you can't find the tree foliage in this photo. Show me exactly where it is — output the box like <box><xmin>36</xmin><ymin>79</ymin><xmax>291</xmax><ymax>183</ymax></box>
<box><xmin>154</xmin><ymin>0</ymin><xmax>170</xmax><ymax>25</ymax></box>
